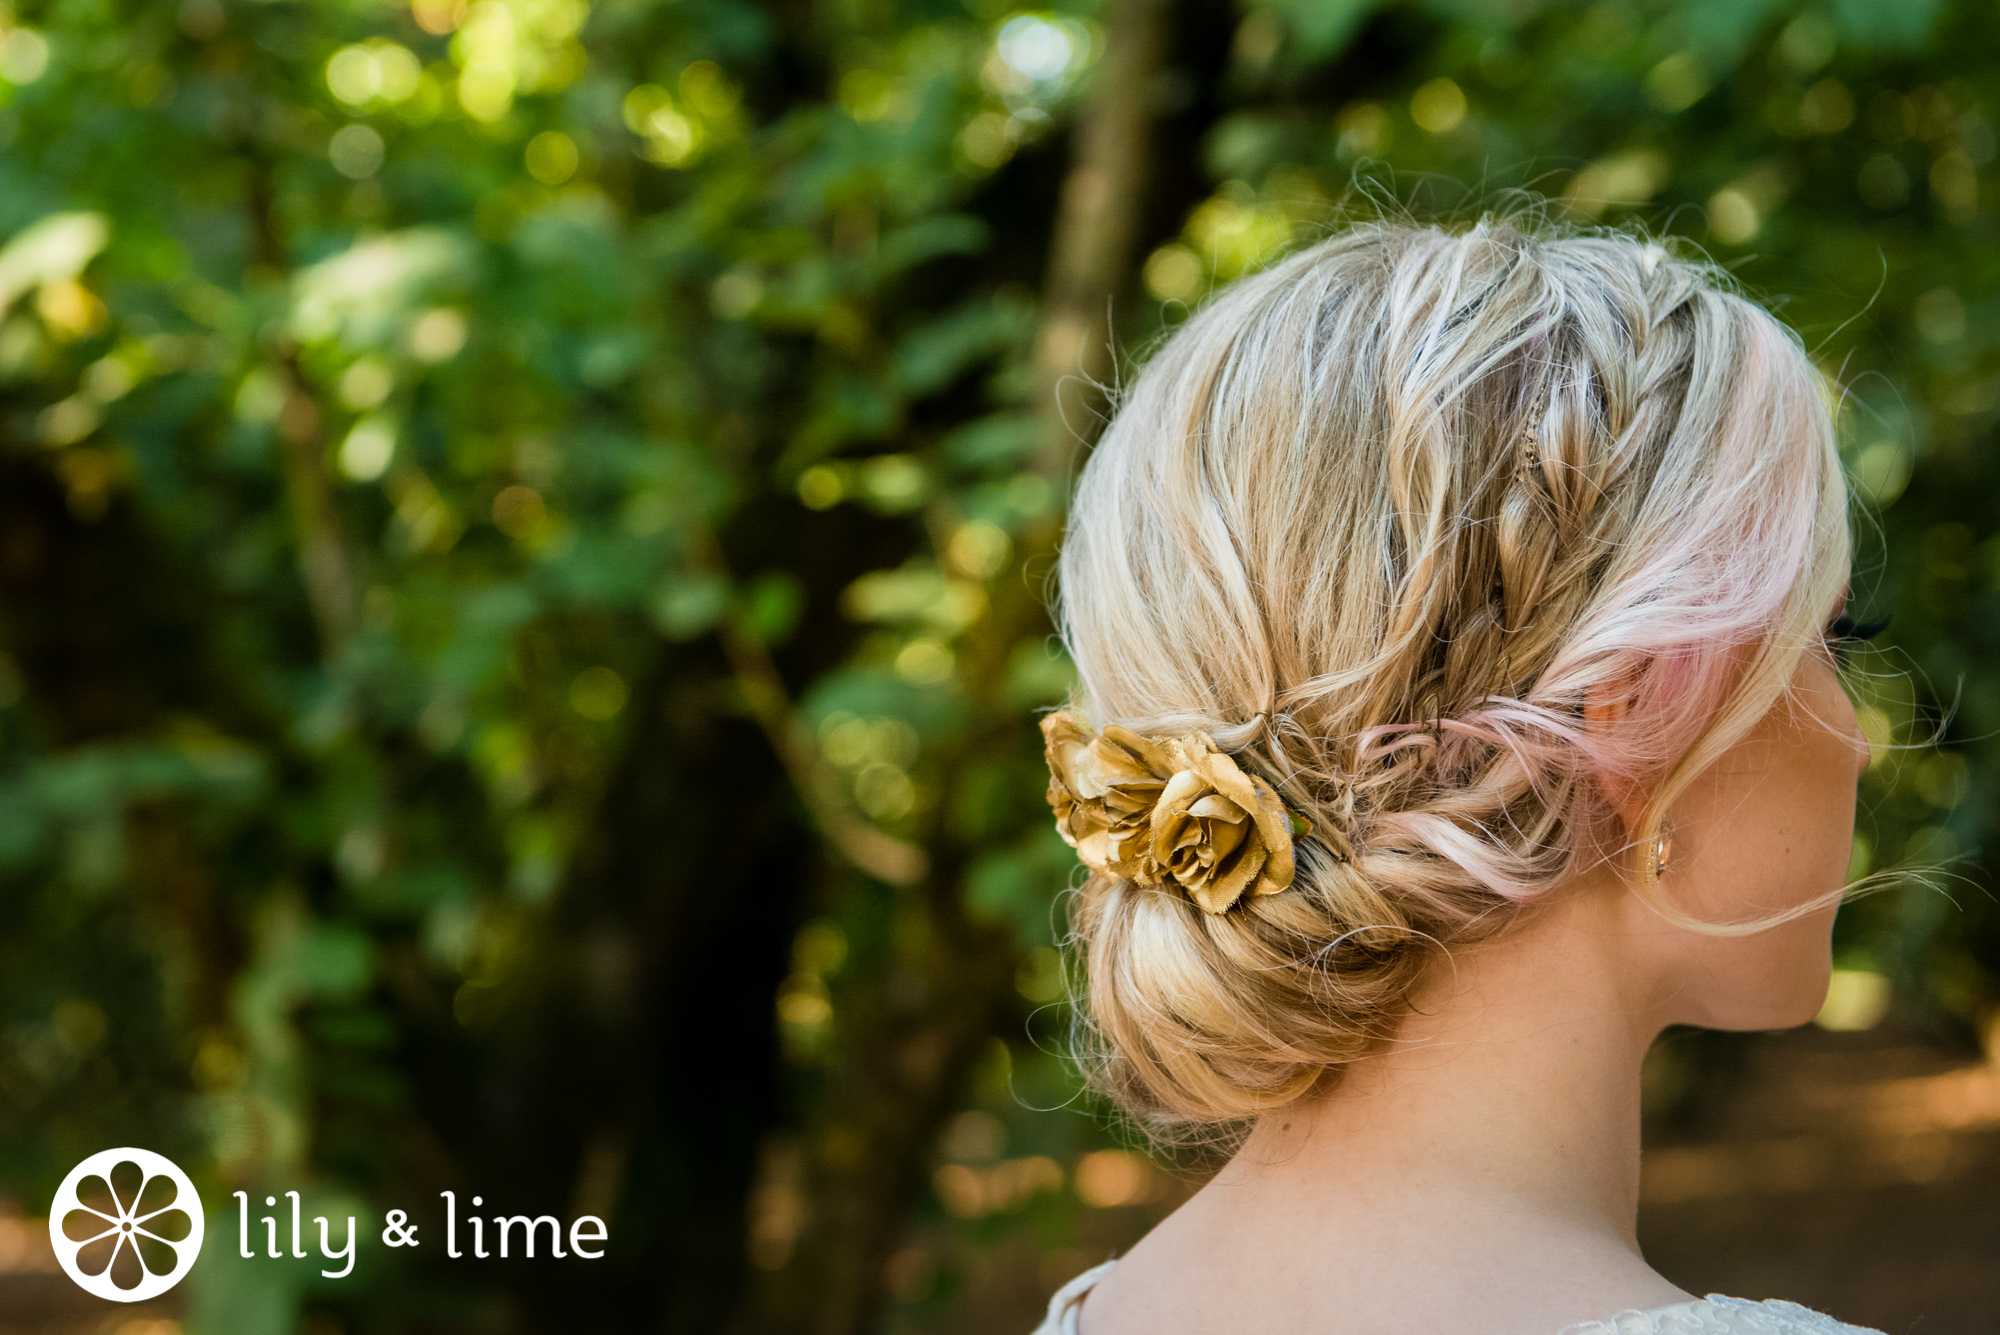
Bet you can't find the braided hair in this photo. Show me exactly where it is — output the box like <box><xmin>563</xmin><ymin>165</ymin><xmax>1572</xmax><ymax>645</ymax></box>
<box><xmin>1056</xmin><ymin>220</ymin><xmax>1850</xmax><ymax>1131</ymax></box>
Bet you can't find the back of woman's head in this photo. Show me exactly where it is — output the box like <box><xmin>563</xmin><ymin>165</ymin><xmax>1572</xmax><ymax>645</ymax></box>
<box><xmin>1054</xmin><ymin>218</ymin><xmax>1850</xmax><ymax>1131</ymax></box>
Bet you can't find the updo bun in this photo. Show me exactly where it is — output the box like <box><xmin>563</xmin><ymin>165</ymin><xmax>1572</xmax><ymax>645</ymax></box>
<box><xmin>1054</xmin><ymin>220</ymin><xmax>1849</xmax><ymax>1129</ymax></box>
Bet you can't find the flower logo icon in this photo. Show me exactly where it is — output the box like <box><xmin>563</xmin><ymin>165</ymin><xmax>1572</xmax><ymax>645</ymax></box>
<box><xmin>49</xmin><ymin>1148</ymin><xmax>204</xmax><ymax>1302</ymax></box>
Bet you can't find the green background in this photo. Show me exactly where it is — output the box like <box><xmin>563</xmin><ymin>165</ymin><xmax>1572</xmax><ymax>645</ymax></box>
<box><xmin>0</xmin><ymin>0</ymin><xmax>1993</xmax><ymax>1329</ymax></box>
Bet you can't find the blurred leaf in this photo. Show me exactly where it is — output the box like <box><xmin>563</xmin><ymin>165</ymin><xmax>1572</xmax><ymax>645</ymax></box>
<box><xmin>1250</xmin><ymin>0</ymin><xmax>1383</xmax><ymax>58</ymax></box>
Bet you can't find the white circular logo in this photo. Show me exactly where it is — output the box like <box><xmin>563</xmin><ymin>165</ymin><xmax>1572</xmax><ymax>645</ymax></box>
<box><xmin>48</xmin><ymin>1148</ymin><xmax>204</xmax><ymax>1302</ymax></box>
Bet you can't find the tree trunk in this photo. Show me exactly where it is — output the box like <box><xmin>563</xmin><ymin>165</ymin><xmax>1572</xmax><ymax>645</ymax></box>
<box><xmin>739</xmin><ymin>3</ymin><xmax>1171</xmax><ymax>1332</ymax></box>
<box><xmin>1032</xmin><ymin>0</ymin><xmax>1172</xmax><ymax>478</ymax></box>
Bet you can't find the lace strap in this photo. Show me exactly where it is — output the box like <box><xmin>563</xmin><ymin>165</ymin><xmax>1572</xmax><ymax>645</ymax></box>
<box><xmin>1033</xmin><ymin>1259</ymin><xmax>1118</xmax><ymax>1335</ymax></box>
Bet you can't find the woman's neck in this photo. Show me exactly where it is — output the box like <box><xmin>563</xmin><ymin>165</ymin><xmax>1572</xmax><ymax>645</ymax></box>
<box><xmin>1237</xmin><ymin>882</ymin><xmax>1660</xmax><ymax>1240</ymax></box>
<box><xmin>1083</xmin><ymin>875</ymin><xmax>1693</xmax><ymax>1335</ymax></box>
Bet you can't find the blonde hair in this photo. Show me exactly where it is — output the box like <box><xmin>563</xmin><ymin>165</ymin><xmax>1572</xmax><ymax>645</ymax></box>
<box><xmin>1054</xmin><ymin>219</ymin><xmax>1851</xmax><ymax>1130</ymax></box>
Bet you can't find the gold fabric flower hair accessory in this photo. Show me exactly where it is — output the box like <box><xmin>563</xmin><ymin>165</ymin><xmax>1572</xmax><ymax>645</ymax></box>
<box><xmin>1040</xmin><ymin>711</ymin><xmax>1311</xmax><ymax>915</ymax></box>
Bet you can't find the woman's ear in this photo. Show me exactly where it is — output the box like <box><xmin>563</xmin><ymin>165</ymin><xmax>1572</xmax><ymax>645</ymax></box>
<box><xmin>1584</xmin><ymin>678</ymin><xmax>1649</xmax><ymax>834</ymax></box>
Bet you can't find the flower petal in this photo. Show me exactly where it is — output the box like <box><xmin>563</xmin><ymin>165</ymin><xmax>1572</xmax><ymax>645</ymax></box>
<box><xmin>1148</xmin><ymin>771</ymin><xmax>1209</xmax><ymax>862</ymax></box>
<box><xmin>106</xmin><ymin>1159</ymin><xmax>143</xmax><ymax>1216</ymax></box>
<box><xmin>1242</xmin><ymin>777</ymin><xmax>1297</xmax><ymax>893</ymax></box>
<box><xmin>1186</xmin><ymin>842</ymin><xmax>1267</xmax><ymax>914</ymax></box>
<box><xmin>61</xmin><ymin>1203</ymin><xmax>117</xmax><ymax>1243</ymax></box>
<box><xmin>1073</xmin><ymin>827</ymin><xmax>1113</xmax><ymax>874</ymax></box>
<box><xmin>109</xmin><ymin>1233</ymin><xmax>145</xmax><ymax>1290</ymax></box>
<box><xmin>1068</xmin><ymin>729</ymin><xmax>1160</xmax><ymax>797</ymax></box>
<box><xmin>73</xmin><ymin>1231</ymin><xmax>118</xmax><ymax>1277</ymax></box>
<box><xmin>135</xmin><ymin>1230</ymin><xmax>180</xmax><ymax>1277</ymax></box>
<box><xmin>1186</xmin><ymin>792</ymin><xmax>1247</xmax><ymax>823</ymax></box>
<box><xmin>1041</xmin><ymin>714</ymin><xmax>1096</xmax><ymax>803</ymax></box>
<box><xmin>1189</xmin><ymin>749</ymin><xmax>1260</xmax><ymax>815</ymax></box>
<box><xmin>1098</xmin><ymin>725</ymin><xmax>1177</xmax><ymax>780</ymax></box>
<box><xmin>134</xmin><ymin>1173</ymin><xmax>179</xmax><ymax>1217</ymax></box>
<box><xmin>72</xmin><ymin>1173</ymin><xmax>118</xmax><ymax>1221</ymax></box>
<box><xmin>1202</xmin><ymin>814</ymin><xmax>1249</xmax><ymax>864</ymax></box>
<box><xmin>137</xmin><ymin>1207</ymin><xmax>192</xmax><ymax>1242</ymax></box>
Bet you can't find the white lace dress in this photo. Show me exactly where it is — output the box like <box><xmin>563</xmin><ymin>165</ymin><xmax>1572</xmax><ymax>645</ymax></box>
<box><xmin>1031</xmin><ymin>1261</ymin><xmax>1885</xmax><ymax>1334</ymax></box>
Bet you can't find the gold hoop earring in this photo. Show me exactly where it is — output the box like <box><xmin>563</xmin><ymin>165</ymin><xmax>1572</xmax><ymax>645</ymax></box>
<box><xmin>1650</xmin><ymin>831</ymin><xmax>1674</xmax><ymax>879</ymax></box>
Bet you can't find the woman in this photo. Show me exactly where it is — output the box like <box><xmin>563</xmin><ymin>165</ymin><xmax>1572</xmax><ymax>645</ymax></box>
<box><xmin>1032</xmin><ymin>222</ymin><xmax>1883</xmax><ymax>1334</ymax></box>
